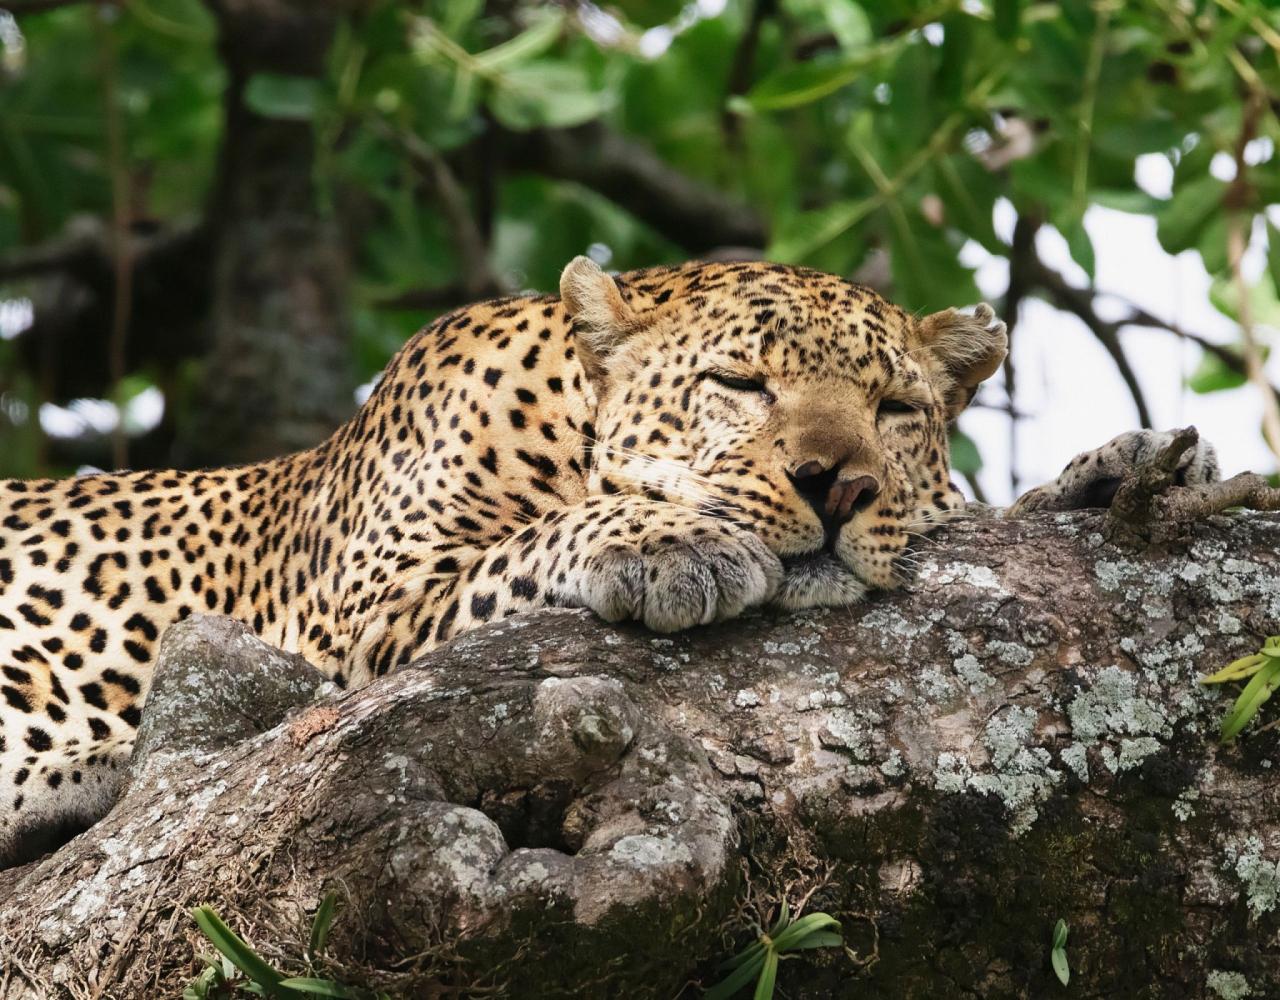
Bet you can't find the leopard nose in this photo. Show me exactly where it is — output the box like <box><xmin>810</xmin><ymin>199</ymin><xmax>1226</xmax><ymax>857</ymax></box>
<box><xmin>788</xmin><ymin>462</ymin><xmax>880</xmax><ymax>539</ymax></box>
<box><xmin>826</xmin><ymin>474</ymin><xmax>880</xmax><ymax>522</ymax></box>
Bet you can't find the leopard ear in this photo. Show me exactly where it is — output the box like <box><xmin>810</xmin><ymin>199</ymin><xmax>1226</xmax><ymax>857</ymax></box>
<box><xmin>561</xmin><ymin>256</ymin><xmax>640</xmax><ymax>384</ymax></box>
<box><xmin>915</xmin><ymin>303</ymin><xmax>1008</xmax><ymax>418</ymax></box>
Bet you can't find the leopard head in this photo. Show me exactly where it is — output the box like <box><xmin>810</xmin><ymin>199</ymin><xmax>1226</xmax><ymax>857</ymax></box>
<box><xmin>561</xmin><ymin>256</ymin><xmax>1006</xmax><ymax>608</ymax></box>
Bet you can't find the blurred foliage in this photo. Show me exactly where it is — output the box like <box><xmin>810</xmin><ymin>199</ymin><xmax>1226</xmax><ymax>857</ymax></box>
<box><xmin>0</xmin><ymin>0</ymin><xmax>1277</xmax><ymax>478</ymax></box>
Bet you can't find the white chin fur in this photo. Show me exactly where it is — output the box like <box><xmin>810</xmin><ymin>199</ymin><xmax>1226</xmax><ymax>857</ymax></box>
<box><xmin>771</xmin><ymin>554</ymin><xmax>868</xmax><ymax>610</ymax></box>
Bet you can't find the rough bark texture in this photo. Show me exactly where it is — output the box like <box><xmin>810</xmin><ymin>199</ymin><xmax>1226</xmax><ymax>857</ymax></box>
<box><xmin>182</xmin><ymin>0</ymin><xmax>362</xmax><ymax>466</ymax></box>
<box><xmin>2</xmin><ymin>510</ymin><xmax>1280</xmax><ymax>1000</ymax></box>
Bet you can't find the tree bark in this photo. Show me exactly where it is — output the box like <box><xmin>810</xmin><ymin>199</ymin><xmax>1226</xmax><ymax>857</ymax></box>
<box><xmin>180</xmin><ymin>0</ymin><xmax>362</xmax><ymax>466</ymax></box>
<box><xmin>2</xmin><ymin>509</ymin><xmax>1279</xmax><ymax>999</ymax></box>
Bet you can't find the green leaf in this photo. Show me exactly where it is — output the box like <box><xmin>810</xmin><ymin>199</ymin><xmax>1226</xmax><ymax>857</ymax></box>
<box><xmin>772</xmin><ymin>912</ymin><xmax>841</xmax><ymax>952</ymax></box>
<box><xmin>718</xmin><ymin>939</ymin><xmax>767</xmax><ymax>972</ymax></box>
<box><xmin>190</xmin><ymin>906</ymin><xmax>287</xmax><ymax>989</ymax></box>
<box><xmin>490</xmin><ymin>62</ymin><xmax>610</xmax><ymax>129</ymax></box>
<box><xmin>703</xmin><ymin>952</ymin><xmax>767</xmax><ymax>1000</ymax></box>
<box><xmin>1221</xmin><ymin>657</ymin><xmax>1280</xmax><ymax>742</ymax></box>
<box><xmin>950</xmin><ymin>428</ymin><xmax>983</xmax><ymax>476</ymax></box>
<box><xmin>276</xmin><ymin>979</ymin><xmax>367</xmax><ymax>998</ymax></box>
<box><xmin>744</xmin><ymin>55</ymin><xmax>869</xmax><ymax>111</ymax></box>
<box><xmin>243</xmin><ymin>73</ymin><xmax>321</xmax><ymax>121</ymax></box>
<box><xmin>752</xmin><ymin>951</ymin><xmax>779</xmax><ymax>1000</ymax></box>
<box><xmin>821</xmin><ymin>0</ymin><xmax>871</xmax><ymax>50</ymax></box>
<box><xmin>1051</xmin><ymin>945</ymin><xmax>1070</xmax><ymax>986</ymax></box>
<box><xmin>1093</xmin><ymin>117</ymin><xmax>1182</xmax><ymax>157</ymax></box>
<box><xmin>183</xmin><ymin>964</ymin><xmax>220</xmax><ymax>1000</ymax></box>
<box><xmin>1155</xmin><ymin>176</ymin><xmax>1225</xmax><ymax>255</ymax></box>
<box><xmin>1203</xmin><ymin>653</ymin><xmax>1266</xmax><ymax>684</ymax></box>
<box><xmin>473</xmin><ymin>11</ymin><xmax>564</xmax><ymax>73</ymax></box>
<box><xmin>994</xmin><ymin>0</ymin><xmax>1021</xmax><ymax>40</ymax></box>
<box><xmin>769</xmin><ymin>900</ymin><xmax>791</xmax><ymax>937</ymax></box>
<box><xmin>1050</xmin><ymin>919</ymin><xmax>1069</xmax><ymax>985</ymax></box>
<box><xmin>1062</xmin><ymin>219</ymin><xmax>1095</xmax><ymax>280</ymax></box>
<box><xmin>1209</xmin><ymin>272</ymin><xmax>1280</xmax><ymax>328</ymax></box>
<box><xmin>309</xmin><ymin>891</ymin><xmax>340</xmax><ymax>960</ymax></box>
<box><xmin>1089</xmin><ymin>188</ymin><xmax>1165</xmax><ymax>215</ymax></box>
<box><xmin>1187</xmin><ymin>349</ymin><xmax>1248</xmax><ymax>394</ymax></box>
<box><xmin>785</xmin><ymin>930</ymin><xmax>844</xmax><ymax>950</ymax></box>
<box><xmin>768</xmin><ymin>198</ymin><xmax>877</xmax><ymax>263</ymax></box>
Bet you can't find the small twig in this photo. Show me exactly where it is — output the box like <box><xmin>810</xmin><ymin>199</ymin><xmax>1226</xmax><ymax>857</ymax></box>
<box><xmin>1002</xmin><ymin>214</ymin><xmax>1039</xmax><ymax>497</ymax></box>
<box><xmin>379</xmin><ymin>122</ymin><xmax>510</xmax><ymax>301</ymax></box>
<box><xmin>1071</xmin><ymin>1</ymin><xmax>1110</xmax><ymax>219</ymax></box>
<box><xmin>1225</xmin><ymin>86</ymin><xmax>1280</xmax><ymax>462</ymax></box>
<box><xmin>1155</xmin><ymin>472</ymin><xmax>1280</xmax><ymax>523</ymax></box>
<box><xmin>0</xmin><ymin>230</ymin><xmax>98</xmax><ymax>281</ymax></box>
<box><xmin>1021</xmin><ymin>250</ymin><xmax>1155</xmax><ymax>429</ymax></box>
<box><xmin>721</xmin><ymin>0</ymin><xmax>775</xmax><ymax>141</ymax></box>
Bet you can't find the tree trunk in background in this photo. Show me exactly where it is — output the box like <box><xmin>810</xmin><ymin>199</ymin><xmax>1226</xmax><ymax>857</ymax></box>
<box><xmin>182</xmin><ymin>0</ymin><xmax>358</xmax><ymax>466</ymax></box>
<box><xmin>2</xmin><ymin>510</ymin><xmax>1279</xmax><ymax>998</ymax></box>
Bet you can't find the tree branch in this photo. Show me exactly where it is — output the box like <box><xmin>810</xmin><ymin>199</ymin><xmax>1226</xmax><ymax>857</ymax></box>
<box><xmin>376</xmin><ymin>121</ymin><xmax>511</xmax><ymax>301</ymax></box>
<box><xmin>3</xmin><ymin>0</ymin><xmax>97</xmax><ymax>15</ymax></box>
<box><xmin>1001</xmin><ymin>214</ymin><xmax>1039</xmax><ymax>497</ymax></box>
<box><xmin>492</xmin><ymin>123</ymin><xmax>767</xmax><ymax>253</ymax></box>
<box><xmin>1027</xmin><ymin>246</ymin><xmax>1280</xmax><ymax>412</ymax></box>
<box><xmin>1023</xmin><ymin>250</ymin><xmax>1154</xmax><ymax>429</ymax></box>
<box><xmin>1226</xmin><ymin>86</ymin><xmax>1280</xmax><ymax>460</ymax></box>
<box><xmin>0</xmin><ymin>224</ymin><xmax>102</xmax><ymax>283</ymax></box>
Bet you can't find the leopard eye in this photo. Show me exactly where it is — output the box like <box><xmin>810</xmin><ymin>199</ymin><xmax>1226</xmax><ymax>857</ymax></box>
<box><xmin>878</xmin><ymin>398</ymin><xmax>921</xmax><ymax>417</ymax></box>
<box><xmin>707</xmin><ymin>371</ymin><xmax>770</xmax><ymax>395</ymax></box>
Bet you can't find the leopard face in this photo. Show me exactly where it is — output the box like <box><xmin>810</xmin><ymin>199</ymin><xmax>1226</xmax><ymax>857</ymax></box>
<box><xmin>563</xmin><ymin>259</ymin><xmax>1007</xmax><ymax>609</ymax></box>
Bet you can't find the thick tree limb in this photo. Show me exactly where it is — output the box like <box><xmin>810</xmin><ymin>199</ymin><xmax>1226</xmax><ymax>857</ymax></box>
<box><xmin>3</xmin><ymin>511</ymin><xmax>1280</xmax><ymax>997</ymax></box>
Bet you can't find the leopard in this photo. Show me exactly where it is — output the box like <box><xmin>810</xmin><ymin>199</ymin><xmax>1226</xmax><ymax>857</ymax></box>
<box><xmin>0</xmin><ymin>256</ymin><xmax>1218</xmax><ymax>866</ymax></box>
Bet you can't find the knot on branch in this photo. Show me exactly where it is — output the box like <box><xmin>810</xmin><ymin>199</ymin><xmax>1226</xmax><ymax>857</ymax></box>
<box><xmin>1104</xmin><ymin>426</ymin><xmax>1280</xmax><ymax>547</ymax></box>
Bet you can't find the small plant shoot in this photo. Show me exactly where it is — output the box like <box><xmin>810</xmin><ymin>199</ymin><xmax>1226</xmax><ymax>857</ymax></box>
<box><xmin>1051</xmin><ymin>918</ymin><xmax>1070</xmax><ymax>987</ymax></box>
<box><xmin>185</xmin><ymin>895</ymin><xmax>387</xmax><ymax>1000</ymax></box>
<box><xmin>705</xmin><ymin>902</ymin><xmax>843</xmax><ymax>1000</ymax></box>
<box><xmin>1201</xmin><ymin>636</ymin><xmax>1280</xmax><ymax>742</ymax></box>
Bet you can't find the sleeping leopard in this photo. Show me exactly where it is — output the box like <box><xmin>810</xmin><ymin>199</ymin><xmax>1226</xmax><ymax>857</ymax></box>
<box><xmin>0</xmin><ymin>257</ymin><xmax>1218</xmax><ymax>866</ymax></box>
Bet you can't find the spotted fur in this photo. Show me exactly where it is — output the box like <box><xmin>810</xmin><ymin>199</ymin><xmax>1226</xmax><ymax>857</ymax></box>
<box><xmin>9</xmin><ymin>256</ymin><xmax>1184</xmax><ymax>866</ymax></box>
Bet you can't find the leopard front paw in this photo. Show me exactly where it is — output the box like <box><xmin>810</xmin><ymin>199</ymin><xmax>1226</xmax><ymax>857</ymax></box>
<box><xmin>579</xmin><ymin>520</ymin><xmax>783</xmax><ymax>633</ymax></box>
<box><xmin>1009</xmin><ymin>429</ymin><xmax>1220</xmax><ymax>516</ymax></box>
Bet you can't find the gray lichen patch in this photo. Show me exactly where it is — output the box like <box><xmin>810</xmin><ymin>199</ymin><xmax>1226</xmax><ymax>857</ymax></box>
<box><xmin>1068</xmin><ymin>666</ymin><xmax>1173</xmax><ymax>743</ymax></box>
<box><xmin>953</xmin><ymin>653</ymin><xmax>995</xmax><ymax>694</ymax></box>
<box><xmin>1223</xmin><ymin>836</ymin><xmax>1280</xmax><ymax>918</ymax></box>
<box><xmin>817</xmin><ymin>707</ymin><xmax>882</xmax><ymax>763</ymax></box>
<box><xmin>1207</xmin><ymin>970</ymin><xmax>1253</xmax><ymax>999</ymax></box>
<box><xmin>933</xmin><ymin>706</ymin><xmax>1062</xmax><ymax>836</ymax></box>
<box><xmin>916</xmin><ymin>560</ymin><xmax>1010</xmax><ymax>596</ymax></box>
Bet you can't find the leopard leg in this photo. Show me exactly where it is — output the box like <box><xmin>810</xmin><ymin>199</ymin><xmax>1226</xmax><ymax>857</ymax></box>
<box><xmin>347</xmin><ymin>494</ymin><xmax>784</xmax><ymax>679</ymax></box>
<box><xmin>1008</xmin><ymin>429</ymin><xmax>1220</xmax><ymax>516</ymax></box>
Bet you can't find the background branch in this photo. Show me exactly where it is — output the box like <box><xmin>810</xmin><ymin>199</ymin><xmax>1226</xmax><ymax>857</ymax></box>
<box><xmin>1226</xmin><ymin>86</ymin><xmax>1280</xmax><ymax>459</ymax></box>
<box><xmin>493</xmin><ymin>123</ymin><xmax>768</xmax><ymax>253</ymax></box>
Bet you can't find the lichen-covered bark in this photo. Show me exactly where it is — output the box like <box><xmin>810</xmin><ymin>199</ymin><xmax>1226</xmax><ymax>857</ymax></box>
<box><xmin>2</xmin><ymin>510</ymin><xmax>1279</xmax><ymax>999</ymax></box>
